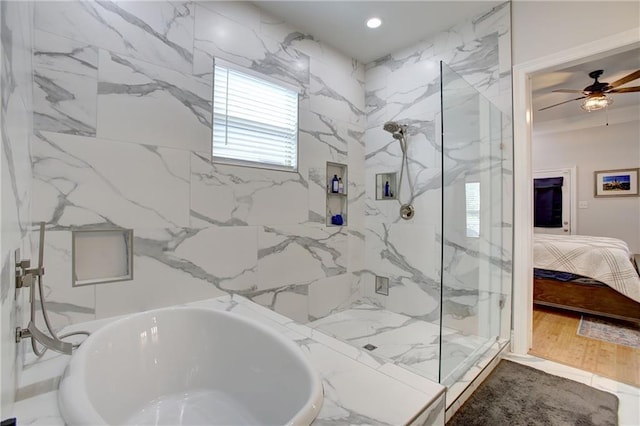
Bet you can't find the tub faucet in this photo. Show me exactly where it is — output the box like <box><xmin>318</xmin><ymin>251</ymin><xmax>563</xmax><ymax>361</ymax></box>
<box><xmin>15</xmin><ymin>222</ymin><xmax>87</xmax><ymax>356</ymax></box>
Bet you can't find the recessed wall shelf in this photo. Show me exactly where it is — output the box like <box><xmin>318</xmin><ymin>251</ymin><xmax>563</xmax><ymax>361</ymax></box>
<box><xmin>326</xmin><ymin>162</ymin><xmax>347</xmax><ymax>227</ymax></box>
<box><xmin>376</xmin><ymin>172</ymin><xmax>397</xmax><ymax>200</ymax></box>
<box><xmin>72</xmin><ymin>228</ymin><xmax>133</xmax><ymax>286</ymax></box>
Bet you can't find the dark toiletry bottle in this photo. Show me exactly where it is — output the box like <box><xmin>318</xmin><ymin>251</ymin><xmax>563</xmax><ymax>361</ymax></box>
<box><xmin>384</xmin><ymin>181</ymin><xmax>390</xmax><ymax>197</ymax></box>
<box><xmin>331</xmin><ymin>174</ymin><xmax>339</xmax><ymax>193</ymax></box>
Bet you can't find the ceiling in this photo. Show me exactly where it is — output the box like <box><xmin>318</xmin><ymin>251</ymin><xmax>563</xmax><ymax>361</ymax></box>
<box><xmin>253</xmin><ymin>1</ymin><xmax>501</xmax><ymax>63</ymax></box>
<box><xmin>532</xmin><ymin>48</ymin><xmax>640</xmax><ymax>124</ymax></box>
<box><xmin>250</xmin><ymin>2</ymin><xmax>639</xmax><ymax>125</ymax></box>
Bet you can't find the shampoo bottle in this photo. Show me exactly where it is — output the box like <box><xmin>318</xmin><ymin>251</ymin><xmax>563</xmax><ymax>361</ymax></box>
<box><xmin>384</xmin><ymin>181</ymin><xmax>390</xmax><ymax>197</ymax></box>
<box><xmin>338</xmin><ymin>178</ymin><xmax>344</xmax><ymax>194</ymax></box>
<box><xmin>331</xmin><ymin>174</ymin><xmax>339</xmax><ymax>193</ymax></box>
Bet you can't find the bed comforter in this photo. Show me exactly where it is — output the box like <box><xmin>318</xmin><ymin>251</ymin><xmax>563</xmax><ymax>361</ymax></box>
<box><xmin>533</xmin><ymin>234</ymin><xmax>640</xmax><ymax>303</ymax></box>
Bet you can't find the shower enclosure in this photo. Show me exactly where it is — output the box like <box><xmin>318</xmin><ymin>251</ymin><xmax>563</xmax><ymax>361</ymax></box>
<box><xmin>438</xmin><ymin>62</ymin><xmax>511</xmax><ymax>386</ymax></box>
<box><xmin>309</xmin><ymin>61</ymin><xmax>512</xmax><ymax>392</ymax></box>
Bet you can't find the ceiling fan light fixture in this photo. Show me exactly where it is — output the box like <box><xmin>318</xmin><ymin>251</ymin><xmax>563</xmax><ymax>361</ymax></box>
<box><xmin>581</xmin><ymin>95</ymin><xmax>612</xmax><ymax>112</ymax></box>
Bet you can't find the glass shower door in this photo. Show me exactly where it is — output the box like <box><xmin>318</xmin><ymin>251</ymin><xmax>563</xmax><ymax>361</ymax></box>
<box><xmin>439</xmin><ymin>61</ymin><xmax>506</xmax><ymax>385</ymax></box>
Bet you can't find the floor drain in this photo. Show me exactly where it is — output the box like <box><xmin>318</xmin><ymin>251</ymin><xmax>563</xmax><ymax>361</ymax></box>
<box><xmin>363</xmin><ymin>344</ymin><xmax>377</xmax><ymax>351</ymax></box>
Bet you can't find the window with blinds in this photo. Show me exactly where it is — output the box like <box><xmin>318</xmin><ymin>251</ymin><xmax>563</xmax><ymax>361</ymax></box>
<box><xmin>212</xmin><ymin>60</ymin><xmax>299</xmax><ymax>171</ymax></box>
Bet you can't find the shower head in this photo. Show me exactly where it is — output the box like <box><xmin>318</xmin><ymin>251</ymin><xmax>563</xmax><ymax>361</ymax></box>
<box><xmin>383</xmin><ymin>121</ymin><xmax>402</xmax><ymax>134</ymax></box>
<box><xmin>383</xmin><ymin>121</ymin><xmax>407</xmax><ymax>153</ymax></box>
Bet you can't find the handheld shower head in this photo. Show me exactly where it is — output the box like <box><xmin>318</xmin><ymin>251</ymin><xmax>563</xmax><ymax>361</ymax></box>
<box><xmin>383</xmin><ymin>121</ymin><xmax>407</xmax><ymax>153</ymax></box>
<box><xmin>383</xmin><ymin>121</ymin><xmax>402</xmax><ymax>134</ymax></box>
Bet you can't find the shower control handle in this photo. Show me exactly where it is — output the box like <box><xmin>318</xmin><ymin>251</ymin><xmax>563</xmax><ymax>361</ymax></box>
<box><xmin>15</xmin><ymin>256</ymin><xmax>45</xmax><ymax>289</ymax></box>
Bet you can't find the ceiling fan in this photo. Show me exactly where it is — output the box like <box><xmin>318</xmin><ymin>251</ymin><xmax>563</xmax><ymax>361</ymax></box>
<box><xmin>539</xmin><ymin>69</ymin><xmax>640</xmax><ymax>112</ymax></box>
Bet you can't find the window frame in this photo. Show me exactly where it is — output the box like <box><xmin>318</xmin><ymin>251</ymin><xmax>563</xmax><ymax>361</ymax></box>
<box><xmin>211</xmin><ymin>58</ymin><xmax>301</xmax><ymax>173</ymax></box>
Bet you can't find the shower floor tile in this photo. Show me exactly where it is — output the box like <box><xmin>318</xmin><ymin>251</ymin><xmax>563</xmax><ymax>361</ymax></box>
<box><xmin>308</xmin><ymin>303</ymin><xmax>492</xmax><ymax>383</ymax></box>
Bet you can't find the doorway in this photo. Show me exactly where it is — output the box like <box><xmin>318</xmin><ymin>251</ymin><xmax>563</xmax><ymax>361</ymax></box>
<box><xmin>512</xmin><ymin>29</ymin><xmax>640</xmax><ymax>355</ymax></box>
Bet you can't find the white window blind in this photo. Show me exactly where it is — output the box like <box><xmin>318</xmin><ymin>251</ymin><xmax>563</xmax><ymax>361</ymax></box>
<box><xmin>213</xmin><ymin>60</ymin><xmax>299</xmax><ymax>171</ymax></box>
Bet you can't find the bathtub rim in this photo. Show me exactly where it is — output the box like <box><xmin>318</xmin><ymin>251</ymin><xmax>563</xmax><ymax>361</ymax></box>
<box><xmin>57</xmin><ymin>305</ymin><xmax>324</xmax><ymax>426</ymax></box>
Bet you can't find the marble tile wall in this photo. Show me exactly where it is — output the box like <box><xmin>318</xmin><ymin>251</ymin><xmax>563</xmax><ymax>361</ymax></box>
<box><xmin>1</xmin><ymin>0</ymin><xmax>34</xmax><ymax>416</ymax></box>
<box><xmin>362</xmin><ymin>2</ymin><xmax>512</xmax><ymax>343</ymax></box>
<box><xmin>30</xmin><ymin>1</ymin><xmax>365</xmax><ymax>330</ymax></box>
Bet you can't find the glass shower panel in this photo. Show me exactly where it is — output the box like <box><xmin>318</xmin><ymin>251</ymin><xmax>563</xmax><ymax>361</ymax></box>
<box><xmin>439</xmin><ymin>62</ymin><xmax>505</xmax><ymax>385</ymax></box>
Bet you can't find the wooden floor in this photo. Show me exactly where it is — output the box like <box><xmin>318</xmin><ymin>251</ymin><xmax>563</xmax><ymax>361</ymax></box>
<box><xmin>529</xmin><ymin>305</ymin><xmax>640</xmax><ymax>387</ymax></box>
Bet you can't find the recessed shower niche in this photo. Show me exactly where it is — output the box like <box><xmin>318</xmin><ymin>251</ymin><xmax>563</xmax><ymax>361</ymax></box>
<box><xmin>376</xmin><ymin>172</ymin><xmax>397</xmax><ymax>200</ymax></box>
<box><xmin>72</xmin><ymin>229</ymin><xmax>133</xmax><ymax>286</ymax></box>
<box><xmin>326</xmin><ymin>162</ymin><xmax>347</xmax><ymax>227</ymax></box>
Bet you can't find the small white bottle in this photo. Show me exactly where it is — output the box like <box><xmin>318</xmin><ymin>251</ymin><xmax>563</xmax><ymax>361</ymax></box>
<box><xmin>338</xmin><ymin>178</ymin><xmax>344</xmax><ymax>194</ymax></box>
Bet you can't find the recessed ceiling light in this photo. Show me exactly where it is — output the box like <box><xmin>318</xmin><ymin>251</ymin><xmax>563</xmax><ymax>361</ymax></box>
<box><xmin>366</xmin><ymin>17</ymin><xmax>382</xmax><ymax>29</ymax></box>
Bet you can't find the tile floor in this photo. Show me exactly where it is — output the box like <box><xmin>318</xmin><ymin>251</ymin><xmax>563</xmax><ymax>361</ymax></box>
<box><xmin>308</xmin><ymin>303</ymin><xmax>496</xmax><ymax>384</ymax></box>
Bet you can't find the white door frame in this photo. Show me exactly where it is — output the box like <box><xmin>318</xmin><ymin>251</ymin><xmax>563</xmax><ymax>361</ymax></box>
<box><xmin>511</xmin><ymin>29</ymin><xmax>640</xmax><ymax>354</ymax></box>
<box><xmin>533</xmin><ymin>167</ymin><xmax>577</xmax><ymax>235</ymax></box>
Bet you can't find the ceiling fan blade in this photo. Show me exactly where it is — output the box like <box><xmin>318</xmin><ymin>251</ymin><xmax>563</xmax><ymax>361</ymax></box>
<box><xmin>606</xmin><ymin>69</ymin><xmax>640</xmax><ymax>89</ymax></box>
<box><xmin>552</xmin><ymin>89</ymin><xmax>585</xmax><ymax>94</ymax></box>
<box><xmin>538</xmin><ymin>96</ymin><xmax>586</xmax><ymax>111</ymax></box>
<box><xmin>608</xmin><ymin>86</ymin><xmax>640</xmax><ymax>93</ymax></box>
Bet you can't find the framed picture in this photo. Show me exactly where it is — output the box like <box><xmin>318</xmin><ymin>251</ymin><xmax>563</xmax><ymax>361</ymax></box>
<box><xmin>594</xmin><ymin>168</ymin><xmax>639</xmax><ymax>197</ymax></box>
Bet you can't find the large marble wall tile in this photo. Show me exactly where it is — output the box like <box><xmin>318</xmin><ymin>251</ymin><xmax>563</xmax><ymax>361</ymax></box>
<box><xmin>172</xmin><ymin>226</ymin><xmax>258</xmax><ymax>293</ymax></box>
<box><xmin>193</xmin><ymin>4</ymin><xmax>309</xmax><ymax>95</ymax></box>
<box><xmin>299</xmin><ymin>110</ymin><xmax>350</xmax><ymax>164</ymax></box>
<box><xmin>196</xmin><ymin>0</ymin><xmax>262</xmax><ymax>30</ymax></box>
<box><xmin>363</xmin><ymin>2</ymin><xmax>512</xmax><ymax>344</ymax></box>
<box><xmin>3</xmin><ymin>1</ymin><xmax>34</xmax><ymax>110</ymax></box>
<box><xmin>34</xmin><ymin>1</ymin><xmax>194</xmax><ymax>74</ymax></box>
<box><xmin>96</xmin><ymin>50</ymin><xmax>212</xmax><ymax>152</ymax></box>
<box><xmin>347</xmin><ymin>128</ymin><xmax>366</xmax><ymax>230</ymax></box>
<box><xmin>29</xmin><ymin>230</ymin><xmax>96</xmax><ymax>330</ymax></box>
<box><xmin>2</xmin><ymin>86</ymin><xmax>33</xmax><ymax>245</ymax></box>
<box><xmin>32</xmin><ymin>131</ymin><xmax>190</xmax><ymax>232</ymax></box>
<box><xmin>258</xmin><ymin>225</ymin><xmax>347</xmax><ymax>290</ymax></box>
<box><xmin>310</xmin><ymin>57</ymin><xmax>365</xmax><ymax>126</ymax></box>
<box><xmin>94</xmin><ymin>251</ymin><xmax>225</xmax><ymax>320</ymax></box>
<box><xmin>33</xmin><ymin>31</ymin><xmax>98</xmax><ymax>136</ymax></box>
<box><xmin>308</xmin><ymin>274</ymin><xmax>353</xmax><ymax>321</ymax></box>
<box><xmin>298</xmin><ymin>110</ymin><xmax>362</xmax><ymax>223</ymax></box>
<box><xmin>1</xmin><ymin>0</ymin><xmax>33</xmax><ymax>415</ymax></box>
<box><xmin>251</xmin><ymin>285</ymin><xmax>310</xmax><ymax>324</ymax></box>
<box><xmin>25</xmin><ymin>0</ymin><xmax>367</xmax><ymax>335</ymax></box>
<box><xmin>190</xmin><ymin>152</ymin><xmax>308</xmax><ymax>227</ymax></box>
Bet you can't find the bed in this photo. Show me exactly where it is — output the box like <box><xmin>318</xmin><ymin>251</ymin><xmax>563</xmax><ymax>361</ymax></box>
<box><xmin>533</xmin><ymin>234</ymin><xmax>640</xmax><ymax>324</ymax></box>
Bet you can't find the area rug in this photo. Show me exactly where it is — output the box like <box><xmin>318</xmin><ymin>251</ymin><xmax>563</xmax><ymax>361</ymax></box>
<box><xmin>578</xmin><ymin>315</ymin><xmax>640</xmax><ymax>349</ymax></box>
<box><xmin>447</xmin><ymin>360</ymin><xmax>618</xmax><ymax>426</ymax></box>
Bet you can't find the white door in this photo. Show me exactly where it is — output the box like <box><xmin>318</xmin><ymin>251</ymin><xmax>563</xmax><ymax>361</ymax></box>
<box><xmin>533</xmin><ymin>168</ymin><xmax>574</xmax><ymax>235</ymax></box>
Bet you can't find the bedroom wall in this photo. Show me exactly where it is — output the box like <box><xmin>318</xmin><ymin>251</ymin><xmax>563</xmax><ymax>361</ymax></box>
<box><xmin>532</xmin><ymin>119</ymin><xmax>640</xmax><ymax>253</ymax></box>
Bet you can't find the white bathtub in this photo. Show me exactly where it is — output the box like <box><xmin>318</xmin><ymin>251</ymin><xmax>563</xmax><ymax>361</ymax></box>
<box><xmin>58</xmin><ymin>306</ymin><xmax>323</xmax><ymax>425</ymax></box>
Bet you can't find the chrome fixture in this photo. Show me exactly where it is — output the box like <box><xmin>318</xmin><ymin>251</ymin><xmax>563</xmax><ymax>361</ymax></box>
<box><xmin>400</xmin><ymin>204</ymin><xmax>415</xmax><ymax>220</ymax></box>
<box><xmin>383</xmin><ymin>121</ymin><xmax>415</xmax><ymax>220</ymax></box>
<box><xmin>15</xmin><ymin>222</ymin><xmax>89</xmax><ymax>356</ymax></box>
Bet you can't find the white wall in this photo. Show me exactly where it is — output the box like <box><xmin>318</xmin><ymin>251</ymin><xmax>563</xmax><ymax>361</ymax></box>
<box><xmin>533</xmin><ymin>120</ymin><xmax>640</xmax><ymax>252</ymax></box>
<box><xmin>512</xmin><ymin>1</ymin><xmax>640</xmax><ymax>66</ymax></box>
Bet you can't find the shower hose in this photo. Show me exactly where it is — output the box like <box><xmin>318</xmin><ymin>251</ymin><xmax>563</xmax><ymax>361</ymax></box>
<box><xmin>30</xmin><ymin>222</ymin><xmax>89</xmax><ymax>357</ymax></box>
